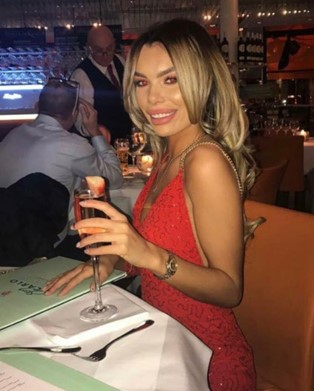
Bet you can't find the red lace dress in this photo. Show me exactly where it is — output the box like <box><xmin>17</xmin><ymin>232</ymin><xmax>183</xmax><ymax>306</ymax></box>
<box><xmin>131</xmin><ymin>162</ymin><xmax>256</xmax><ymax>391</ymax></box>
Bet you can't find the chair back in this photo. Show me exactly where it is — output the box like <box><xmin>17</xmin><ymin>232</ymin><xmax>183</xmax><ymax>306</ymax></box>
<box><xmin>249</xmin><ymin>135</ymin><xmax>304</xmax><ymax>192</ymax></box>
<box><xmin>249</xmin><ymin>159</ymin><xmax>288</xmax><ymax>204</ymax></box>
<box><xmin>0</xmin><ymin>173</ymin><xmax>69</xmax><ymax>267</ymax></box>
<box><xmin>234</xmin><ymin>200</ymin><xmax>314</xmax><ymax>391</ymax></box>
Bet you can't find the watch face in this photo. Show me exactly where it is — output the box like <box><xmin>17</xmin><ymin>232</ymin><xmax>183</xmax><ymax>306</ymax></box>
<box><xmin>154</xmin><ymin>254</ymin><xmax>177</xmax><ymax>280</ymax></box>
<box><xmin>168</xmin><ymin>258</ymin><xmax>178</xmax><ymax>273</ymax></box>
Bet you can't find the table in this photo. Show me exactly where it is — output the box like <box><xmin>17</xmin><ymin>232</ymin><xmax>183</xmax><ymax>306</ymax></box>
<box><xmin>0</xmin><ymin>284</ymin><xmax>212</xmax><ymax>391</ymax></box>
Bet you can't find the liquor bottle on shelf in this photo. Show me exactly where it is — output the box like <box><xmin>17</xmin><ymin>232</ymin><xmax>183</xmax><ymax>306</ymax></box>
<box><xmin>255</xmin><ymin>33</ymin><xmax>261</xmax><ymax>64</ymax></box>
<box><xmin>251</xmin><ymin>32</ymin><xmax>257</xmax><ymax>63</ymax></box>
<box><xmin>245</xmin><ymin>32</ymin><xmax>252</xmax><ymax>63</ymax></box>
<box><xmin>258</xmin><ymin>33</ymin><xmax>265</xmax><ymax>64</ymax></box>
<box><xmin>238</xmin><ymin>31</ymin><xmax>245</xmax><ymax>64</ymax></box>
<box><xmin>220</xmin><ymin>34</ymin><xmax>229</xmax><ymax>62</ymax></box>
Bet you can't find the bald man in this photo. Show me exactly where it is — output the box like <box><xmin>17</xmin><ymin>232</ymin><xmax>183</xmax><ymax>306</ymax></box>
<box><xmin>71</xmin><ymin>25</ymin><xmax>132</xmax><ymax>141</ymax></box>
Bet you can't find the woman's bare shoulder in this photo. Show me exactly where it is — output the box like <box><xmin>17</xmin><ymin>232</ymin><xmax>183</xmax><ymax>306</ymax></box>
<box><xmin>184</xmin><ymin>142</ymin><xmax>240</xmax><ymax>197</ymax></box>
<box><xmin>184</xmin><ymin>142</ymin><xmax>233</xmax><ymax>175</ymax></box>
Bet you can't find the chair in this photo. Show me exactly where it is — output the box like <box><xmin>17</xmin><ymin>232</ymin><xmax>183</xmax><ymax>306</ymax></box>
<box><xmin>0</xmin><ymin>173</ymin><xmax>69</xmax><ymax>267</ymax></box>
<box><xmin>249</xmin><ymin>135</ymin><xmax>304</xmax><ymax>191</ymax></box>
<box><xmin>249</xmin><ymin>159</ymin><xmax>288</xmax><ymax>205</ymax></box>
<box><xmin>234</xmin><ymin>200</ymin><xmax>314</xmax><ymax>391</ymax></box>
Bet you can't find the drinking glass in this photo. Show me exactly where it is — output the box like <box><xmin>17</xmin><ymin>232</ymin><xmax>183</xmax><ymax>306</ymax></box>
<box><xmin>127</xmin><ymin>129</ymin><xmax>147</xmax><ymax>174</ymax></box>
<box><xmin>290</xmin><ymin>119</ymin><xmax>300</xmax><ymax>136</ymax></box>
<box><xmin>74</xmin><ymin>185</ymin><xmax>118</xmax><ymax>323</ymax></box>
<box><xmin>114</xmin><ymin>138</ymin><xmax>130</xmax><ymax>175</ymax></box>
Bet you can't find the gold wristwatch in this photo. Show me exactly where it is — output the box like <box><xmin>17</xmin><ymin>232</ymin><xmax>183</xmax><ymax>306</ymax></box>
<box><xmin>154</xmin><ymin>253</ymin><xmax>178</xmax><ymax>280</ymax></box>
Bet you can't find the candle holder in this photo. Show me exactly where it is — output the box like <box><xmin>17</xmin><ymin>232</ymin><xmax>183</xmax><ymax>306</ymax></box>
<box><xmin>136</xmin><ymin>153</ymin><xmax>154</xmax><ymax>176</ymax></box>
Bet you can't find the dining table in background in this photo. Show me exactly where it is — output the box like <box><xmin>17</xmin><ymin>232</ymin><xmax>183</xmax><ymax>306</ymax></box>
<box><xmin>0</xmin><ymin>284</ymin><xmax>212</xmax><ymax>391</ymax></box>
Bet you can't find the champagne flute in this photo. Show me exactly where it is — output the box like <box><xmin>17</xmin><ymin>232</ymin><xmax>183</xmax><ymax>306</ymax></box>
<box><xmin>74</xmin><ymin>184</ymin><xmax>118</xmax><ymax>323</ymax></box>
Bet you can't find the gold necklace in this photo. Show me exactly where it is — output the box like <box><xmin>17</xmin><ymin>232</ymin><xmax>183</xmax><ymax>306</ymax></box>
<box><xmin>152</xmin><ymin>133</ymin><xmax>205</xmax><ymax>193</ymax></box>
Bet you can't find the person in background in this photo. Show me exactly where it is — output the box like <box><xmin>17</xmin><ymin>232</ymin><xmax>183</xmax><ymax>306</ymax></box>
<box><xmin>71</xmin><ymin>25</ymin><xmax>133</xmax><ymax>141</ymax></box>
<box><xmin>44</xmin><ymin>19</ymin><xmax>261</xmax><ymax>390</ymax></box>
<box><xmin>0</xmin><ymin>78</ymin><xmax>123</xmax><ymax>249</ymax></box>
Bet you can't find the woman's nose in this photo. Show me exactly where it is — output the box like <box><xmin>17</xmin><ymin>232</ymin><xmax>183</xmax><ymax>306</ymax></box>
<box><xmin>147</xmin><ymin>84</ymin><xmax>164</xmax><ymax>104</ymax></box>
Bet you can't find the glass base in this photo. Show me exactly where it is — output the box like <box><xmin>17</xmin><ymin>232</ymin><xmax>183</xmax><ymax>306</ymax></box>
<box><xmin>80</xmin><ymin>304</ymin><xmax>118</xmax><ymax>323</ymax></box>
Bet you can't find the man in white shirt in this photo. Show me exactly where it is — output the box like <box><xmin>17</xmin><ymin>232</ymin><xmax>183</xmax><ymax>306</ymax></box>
<box><xmin>0</xmin><ymin>78</ymin><xmax>123</xmax><ymax>246</ymax></box>
<box><xmin>71</xmin><ymin>25</ymin><xmax>132</xmax><ymax>141</ymax></box>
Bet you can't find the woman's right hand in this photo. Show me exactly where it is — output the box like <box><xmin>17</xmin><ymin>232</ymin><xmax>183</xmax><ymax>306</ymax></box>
<box><xmin>43</xmin><ymin>255</ymin><xmax>117</xmax><ymax>297</ymax></box>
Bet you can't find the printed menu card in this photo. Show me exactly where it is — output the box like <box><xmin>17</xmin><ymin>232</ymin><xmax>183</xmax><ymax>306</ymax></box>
<box><xmin>0</xmin><ymin>353</ymin><xmax>119</xmax><ymax>390</ymax></box>
<box><xmin>0</xmin><ymin>257</ymin><xmax>126</xmax><ymax>330</ymax></box>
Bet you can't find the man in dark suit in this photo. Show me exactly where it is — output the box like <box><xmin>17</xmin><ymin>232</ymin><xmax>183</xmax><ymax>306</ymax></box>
<box><xmin>71</xmin><ymin>25</ymin><xmax>132</xmax><ymax>141</ymax></box>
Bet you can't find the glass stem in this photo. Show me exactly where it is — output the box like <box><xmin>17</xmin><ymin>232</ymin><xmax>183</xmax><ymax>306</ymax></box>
<box><xmin>92</xmin><ymin>255</ymin><xmax>104</xmax><ymax>311</ymax></box>
<box><xmin>132</xmin><ymin>155</ymin><xmax>136</xmax><ymax>175</ymax></box>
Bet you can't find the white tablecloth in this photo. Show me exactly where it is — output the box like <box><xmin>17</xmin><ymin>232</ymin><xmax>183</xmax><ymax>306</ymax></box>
<box><xmin>0</xmin><ymin>285</ymin><xmax>212</xmax><ymax>391</ymax></box>
<box><xmin>109</xmin><ymin>169</ymin><xmax>146</xmax><ymax>217</ymax></box>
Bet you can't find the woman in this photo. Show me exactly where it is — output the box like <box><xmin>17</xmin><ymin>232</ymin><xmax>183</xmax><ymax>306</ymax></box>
<box><xmin>45</xmin><ymin>19</ymin><xmax>258</xmax><ymax>390</ymax></box>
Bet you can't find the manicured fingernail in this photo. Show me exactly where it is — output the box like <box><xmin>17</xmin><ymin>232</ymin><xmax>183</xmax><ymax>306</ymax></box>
<box><xmin>76</xmin><ymin>242</ymin><xmax>81</xmax><ymax>248</ymax></box>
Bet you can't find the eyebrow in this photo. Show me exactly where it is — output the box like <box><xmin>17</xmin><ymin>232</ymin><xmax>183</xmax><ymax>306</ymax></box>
<box><xmin>134</xmin><ymin>66</ymin><xmax>175</xmax><ymax>78</ymax></box>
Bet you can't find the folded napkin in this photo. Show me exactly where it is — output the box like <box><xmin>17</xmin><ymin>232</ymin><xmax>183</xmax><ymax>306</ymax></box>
<box><xmin>31</xmin><ymin>285</ymin><xmax>149</xmax><ymax>344</ymax></box>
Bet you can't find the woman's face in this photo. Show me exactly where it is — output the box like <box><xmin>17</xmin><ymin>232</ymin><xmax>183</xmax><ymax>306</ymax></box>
<box><xmin>134</xmin><ymin>43</ymin><xmax>195</xmax><ymax>138</ymax></box>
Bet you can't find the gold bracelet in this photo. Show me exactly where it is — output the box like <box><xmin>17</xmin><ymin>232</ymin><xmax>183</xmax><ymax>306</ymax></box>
<box><xmin>154</xmin><ymin>253</ymin><xmax>178</xmax><ymax>280</ymax></box>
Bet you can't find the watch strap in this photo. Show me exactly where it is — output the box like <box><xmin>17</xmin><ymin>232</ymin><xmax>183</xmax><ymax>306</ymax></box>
<box><xmin>154</xmin><ymin>253</ymin><xmax>178</xmax><ymax>280</ymax></box>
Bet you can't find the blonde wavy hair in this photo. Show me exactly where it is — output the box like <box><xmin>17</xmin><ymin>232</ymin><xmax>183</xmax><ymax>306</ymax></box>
<box><xmin>123</xmin><ymin>18</ymin><xmax>260</xmax><ymax>240</ymax></box>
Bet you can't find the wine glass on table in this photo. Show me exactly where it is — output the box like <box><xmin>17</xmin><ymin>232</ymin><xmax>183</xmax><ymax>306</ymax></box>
<box><xmin>74</xmin><ymin>176</ymin><xmax>118</xmax><ymax>323</ymax></box>
<box><xmin>114</xmin><ymin>138</ymin><xmax>130</xmax><ymax>175</ymax></box>
<box><xmin>128</xmin><ymin>128</ymin><xmax>147</xmax><ymax>175</ymax></box>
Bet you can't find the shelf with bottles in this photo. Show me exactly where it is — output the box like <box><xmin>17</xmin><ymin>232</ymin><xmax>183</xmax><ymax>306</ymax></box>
<box><xmin>217</xmin><ymin>29</ymin><xmax>265</xmax><ymax>71</ymax></box>
<box><xmin>238</xmin><ymin>29</ymin><xmax>265</xmax><ymax>68</ymax></box>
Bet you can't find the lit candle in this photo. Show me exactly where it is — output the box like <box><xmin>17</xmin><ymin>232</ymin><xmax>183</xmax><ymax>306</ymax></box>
<box><xmin>297</xmin><ymin>129</ymin><xmax>309</xmax><ymax>141</ymax></box>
